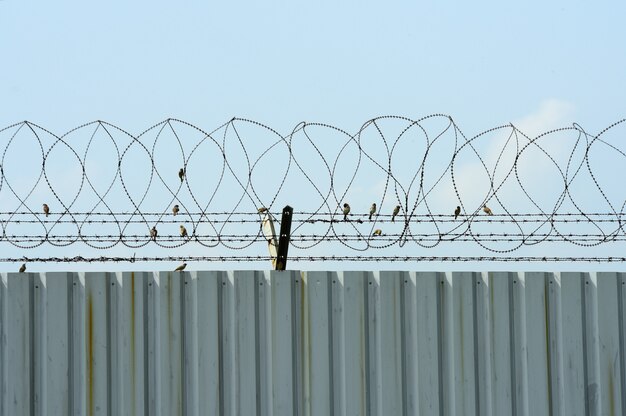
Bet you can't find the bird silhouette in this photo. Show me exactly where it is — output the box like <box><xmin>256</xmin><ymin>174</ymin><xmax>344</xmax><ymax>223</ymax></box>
<box><xmin>392</xmin><ymin>205</ymin><xmax>400</xmax><ymax>222</ymax></box>
<box><xmin>172</xmin><ymin>205</ymin><xmax>179</xmax><ymax>216</ymax></box>
<box><xmin>454</xmin><ymin>206</ymin><xmax>461</xmax><ymax>219</ymax></box>
<box><xmin>369</xmin><ymin>203</ymin><xmax>376</xmax><ymax>220</ymax></box>
<box><xmin>43</xmin><ymin>204</ymin><xmax>49</xmax><ymax>217</ymax></box>
<box><xmin>150</xmin><ymin>226</ymin><xmax>157</xmax><ymax>241</ymax></box>
<box><xmin>342</xmin><ymin>203</ymin><xmax>351</xmax><ymax>221</ymax></box>
<box><xmin>372</xmin><ymin>229</ymin><xmax>382</xmax><ymax>236</ymax></box>
<box><xmin>19</xmin><ymin>263</ymin><xmax>26</xmax><ymax>273</ymax></box>
<box><xmin>178</xmin><ymin>168</ymin><xmax>185</xmax><ymax>182</ymax></box>
<box><xmin>174</xmin><ymin>263</ymin><xmax>187</xmax><ymax>272</ymax></box>
<box><xmin>483</xmin><ymin>205</ymin><xmax>493</xmax><ymax>215</ymax></box>
<box><xmin>180</xmin><ymin>225</ymin><xmax>188</xmax><ymax>237</ymax></box>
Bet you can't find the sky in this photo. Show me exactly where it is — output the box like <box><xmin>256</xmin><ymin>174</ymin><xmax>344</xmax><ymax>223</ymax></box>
<box><xmin>1</xmin><ymin>1</ymin><xmax>625</xmax><ymax>272</ymax></box>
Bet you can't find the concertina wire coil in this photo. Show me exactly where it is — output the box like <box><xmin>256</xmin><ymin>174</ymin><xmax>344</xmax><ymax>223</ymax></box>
<box><xmin>1</xmin><ymin>115</ymin><xmax>625</xmax><ymax>260</ymax></box>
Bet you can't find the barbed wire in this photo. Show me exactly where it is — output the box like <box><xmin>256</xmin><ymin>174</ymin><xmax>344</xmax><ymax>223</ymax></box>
<box><xmin>3</xmin><ymin>255</ymin><xmax>626</xmax><ymax>263</ymax></box>
<box><xmin>1</xmin><ymin>115</ymin><xmax>625</xmax><ymax>261</ymax></box>
<box><xmin>1</xmin><ymin>232</ymin><xmax>625</xmax><ymax>243</ymax></box>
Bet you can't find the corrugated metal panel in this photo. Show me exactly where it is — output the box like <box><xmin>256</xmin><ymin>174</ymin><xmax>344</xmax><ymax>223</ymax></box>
<box><xmin>1</xmin><ymin>271</ymin><xmax>625</xmax><ymax>415</ymax></box>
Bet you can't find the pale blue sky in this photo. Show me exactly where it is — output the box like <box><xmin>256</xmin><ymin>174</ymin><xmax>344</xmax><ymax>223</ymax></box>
<box><xmin>1</xmin><ymin>1</ymin><xmax>625</xmax><ymax>271</ymax></box>
<box><xmin>2</xmin><ymin>1</ymin><xmax>624</xmax><ymax>131</ymax></box>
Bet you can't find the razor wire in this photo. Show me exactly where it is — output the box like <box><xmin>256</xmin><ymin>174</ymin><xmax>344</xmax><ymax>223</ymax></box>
<box><xmin>1</xmin><ymin>115</ymin><xmax>625</xmax><ymax>260</ymax></box>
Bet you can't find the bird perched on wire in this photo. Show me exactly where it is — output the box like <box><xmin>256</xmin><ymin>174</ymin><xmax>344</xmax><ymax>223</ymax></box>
<box><xmin>369</xmin><ymin>203</ymin><xmax>377</xmax><ymax>220</ymax></box>
<box><xmin>342</xmin><ymin>203</ymin><xmax>350</xmax><ymax>221</ymax></box>
<box><xmin>150</xmin><ymin>226</ymin><xmax>158</xmax><ymax>241</ymax></box>
<box><xmin>19</xmin><ymin>263</ymin><xmax>26</xmax><ymax>273</ymax></box>
<box><xmin>454</xmin><ymin>206</ymin><xmax>461</xmax><ymax>219</ymax></box>
<box><xmin>180</xmin><ymin>225</ymin><xmax>188</xmax><ymax>238</ymax></box>
<box><xmin>178</xmin><ymin>168</ymin><xmax>185</xmax><ymax>182</ymax></box>
<box><xmin>372</xmin><ymin>229</ymin><xmax>382</xmax><ymax>236</ymax></box>
<box><xmin>258</xmin><ymin>207</ymin><xmax>268</xmax><ymax>213</ymax></box>
<box><xmin>172</xmin><ymin>205</ymin><xmax>179</xmax><ymax>216</ymax></box>
<box><xmin>174</xmin><ymin>263</ymin><xmax>187</xmax><ymax>272</ymax></box>
<box><xmin>43</xmin><ymin>203</ymin><xmax>50</xmax><ymax>217</ymax></box>
<box><xmin>483</xmin><ymin>205</ymin><xmax>493</xmax><ymax>215</ymax></box>
<box><xmin>391</xmin><ymin>205</ymin><xmax>400</xmax><ymax>222</ymax></box>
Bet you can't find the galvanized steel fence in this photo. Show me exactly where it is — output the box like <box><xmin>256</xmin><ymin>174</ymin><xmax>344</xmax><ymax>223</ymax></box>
<box><xmin>1</xmin><ymin>271</ymin><xmax>625</xmax><ymax>415</ymax></box>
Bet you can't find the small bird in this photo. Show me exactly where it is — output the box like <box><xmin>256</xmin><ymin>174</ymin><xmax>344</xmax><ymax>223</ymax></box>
<box><xmin>172</xmin><ymin>205</ymin><xmax>179</xmax><ymax>216</ymax></box>
<box><xmin>180</xmin><ymin>225</ymin><xmax>188</xmax><ymax>238</ymax></box>
<box><xmin>369</xmin><ymin>203</ymin><xmax>377</xmax><ymax>220</ymax></box>
<box><xmin>174</xmin><ymin>263</ymin><xmax>187</xmax><ymax>272</ymax></box>
<box><xmin>483</xmin><ymin>205</ymin><xmax>493</xmax><ymax>216</ymax></box>
<box><xmin>342</xmin><ymin>203</ymin><xmax>351</xmax><ymax>221</ymax></box>
<box><xmin>19</xmin><ymin>263</ymin><xmax>26</xmax><ymax>273</ymax></box>
<box><xmin>372</xmin><ymin>229</ymin><xmax>382</xmax><ymax>236</ymax></box>
<box><xmin>258</xmin><ymin>207</ymin><xmax>268</xmax><ymax>213</ymax></box>
<box><xmin>150</xmin><ymin>226</ymin><xmax>157</xmax><ymax>241</ymax></box>
<box><xmin>454</xmin><ymin>206</ymin><xmax>461</xmax><ymax>220</ymax></box>
<box><xmin>178</xmin><ymin>168</ymin><xmax>185</xmax><ymax>182</ymax></box>
<box><xmin>43</xmin><ymin>204</ymin><xmax>49</xmax><ymax>217</ymax></box>
<box><xmin>392</xmin><ymin>205</ymin><xmax>400</xmax><ymax>222</ymax></box>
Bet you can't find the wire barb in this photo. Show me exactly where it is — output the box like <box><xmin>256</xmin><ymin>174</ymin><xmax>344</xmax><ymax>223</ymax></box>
<box><xmin>3</xmin><ymin>256</ymin><xmax>626</xmax><ymax>263</ymax></box>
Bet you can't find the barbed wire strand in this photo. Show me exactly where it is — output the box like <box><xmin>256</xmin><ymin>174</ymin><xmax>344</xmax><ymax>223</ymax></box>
<box><xmin>4</xmin><ymin>256</ymin><xmax>626</xmax><ymax>263</ymax></box>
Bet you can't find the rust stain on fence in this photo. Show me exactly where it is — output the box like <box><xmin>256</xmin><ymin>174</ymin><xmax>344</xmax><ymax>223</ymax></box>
<box><xmin>87</xmin><ymin>295</ymin><xmax>94</xmax><ymax>416</ymax></box>
<box><xmin>130</xmin><ymin>272</ymin><xmax>136</xmax><ymax>412</ymax></box>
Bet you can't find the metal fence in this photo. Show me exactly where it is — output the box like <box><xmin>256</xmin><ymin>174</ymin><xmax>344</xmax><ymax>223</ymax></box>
<box><xmin>1</xmin><ymin>270</ymin><xmax>624</xmax><ymax>416</ymax></box>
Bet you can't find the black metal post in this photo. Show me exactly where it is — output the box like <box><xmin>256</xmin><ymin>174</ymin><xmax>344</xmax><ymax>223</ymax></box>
<box><xmin>275</xmin><ymin>205</ymin><xmax>293</xmax><ymax>270</ymax></box>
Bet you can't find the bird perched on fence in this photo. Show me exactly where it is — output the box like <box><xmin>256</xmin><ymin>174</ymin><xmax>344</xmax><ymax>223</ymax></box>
<box><xmin>454</xmin><ymin>206</ymin><xmax>461</xmax><ymax>219</ymax></box>
<box><xmin>258</xmin><ymin>207</ymin><xmax>268</xmax><ymax>213</ymax></box>
<box><xmin>342</xmin><ymin>203</ymin><xmax>350</xmax><ymax>221</ymax></box>
<box><xmin>43</xmin><ymin>204</ymin><xmax>49</xmax><ymax>217</ymax></box>
<box><xmin>369</xmin><ymin>203</ymin><xmax>377</xmax><ymax>220</ymax></box>
<box><xmin>178</xmin><ymin>168</ymin><xmax>185</xmax><ymax>182</ymax></box>
<box><xmin>372</xmin><ymin>229</ymin><xmax>382</xmax><ymax>236</ymax></box>
<box><xmin>392</xmin><ymin>205</ymin><xmax>400</xmax><ymax>222</ymax></box>
<box><xmin>150</xmin><ymin>226</ymin><xmax>157</xmax><ymax>241</ymax></box>
<box><xmin>483</xmin><ymin>205</ymin><xmax>493</xmax><ymax>215</ymax></box>
<box><xmin>19</xmin><ymin>263</ymin><xmax>26</xmax><ymax>273</ymax></box>
<box><xmin>172</xmin><ymin>204</ymin><xmax>179</xmax><ymax>216</ymax></box>
<box><xmin>174</xmin><ymin>263</ymin><xmax>187</xmax><ymax>272</ymax></box>
<box><xmin>180</xmin><ymin>225</ymin><xmax>188</xmax><ymax>238</ymax></box>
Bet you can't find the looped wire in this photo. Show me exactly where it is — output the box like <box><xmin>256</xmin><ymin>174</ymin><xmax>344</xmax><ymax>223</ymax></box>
<box><xmin>1</xmin><ymin>116</ymin><xmax>625</xmax><ymax>262</ymax></box>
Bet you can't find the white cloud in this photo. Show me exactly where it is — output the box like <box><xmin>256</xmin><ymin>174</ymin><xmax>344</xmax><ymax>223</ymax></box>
<box><xmin>514</xmin><ymin>99</ymin><xmax>575</xmax><ymax>137</ymax></box>
<box><xmin>435</xmin><ymin>99</ymin><xmax>576</xmax><ymax>212</ymax></box>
